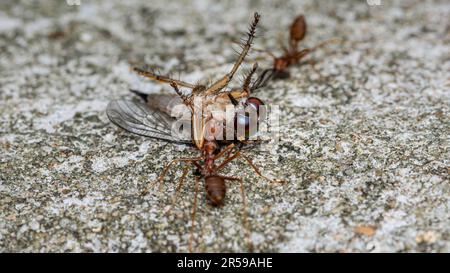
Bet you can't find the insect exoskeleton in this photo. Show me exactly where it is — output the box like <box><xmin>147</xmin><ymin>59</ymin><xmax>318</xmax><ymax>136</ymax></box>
<box><xmin>258</xmin><ymin>14</ymin><xmax>339</xmax><ymax>79</ymax></box>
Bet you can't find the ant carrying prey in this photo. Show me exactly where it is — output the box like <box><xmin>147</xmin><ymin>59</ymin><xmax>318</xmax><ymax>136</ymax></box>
<box><xmin>107</xmin><ymin>12</ymin><xmax>283</xmax><ymax>252</ymax></box>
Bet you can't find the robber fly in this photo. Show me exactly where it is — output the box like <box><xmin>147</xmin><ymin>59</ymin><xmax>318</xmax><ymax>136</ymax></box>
<box><xmin>107</xmin><ymin>12</ymin><xmax>280</xmax><ymax>252</ymax></box>
<box><xmin>258</xmin><ymin>14</ymin><xmax>339</xmax><ymax>79</ymax></box>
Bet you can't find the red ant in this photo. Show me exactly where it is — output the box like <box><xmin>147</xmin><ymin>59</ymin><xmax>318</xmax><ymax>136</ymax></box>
<box><xmin>258</xmin><ymin>14</ymin><xmax>340</xmax><ymax>79</ymax></box>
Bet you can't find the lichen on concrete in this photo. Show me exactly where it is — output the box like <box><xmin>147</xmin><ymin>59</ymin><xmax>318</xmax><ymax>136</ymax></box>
<box><xmin>0</xmin><ymin>0</ymin><xmax>449</xmax><ymax>252</ymax></box>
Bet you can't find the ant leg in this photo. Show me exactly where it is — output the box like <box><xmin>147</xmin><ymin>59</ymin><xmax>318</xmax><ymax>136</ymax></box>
<box><xmin>133</xmin><ymin>67</ymin><xmax>196</xmax><ymax>89</ymax></box>
<box><xmin>164</xmin><ymin>165</ymin><xmax>190</xmax><ymax>215</ymax></box>
<box><xmin>305</xmin><ymin>59</ymin><xmax>323</xmax><ymax>78</ymax></box>
<box><xmin>205</xmin><ymin>13</ymin><xmax>260</xmax><ymax>95</ymax></box>
<box><xmin>156</xmin><ymin>157</ymin><xmax>202</xmax><ymax>192</ymax></box>
<box><xmin>188</xmin><ymin>176</ymin><xmax>200</xmax><ymax>253</ymax></box>
<box><xmin>293</xmin><ymin>38</ymin><xmax>342</xmax><ymax>63</ymax></box>
<box><xmin>216</xmin><ymin>151</ymin><xmax>242</xmax><ymax>171</ymax></box>
<box><xmin>222</xmin><ymin>176</ymin><xmax>253</xmax><ymax>252</ymax></box>
<box><xmin>310</xmin><ymin>38</ymin><xmax>342</xmax><ymax>52</ymax></box>
<box><xmin>291</xmin><ymin>38</ymin><xmax>341</xmax><ymax>77</ymax></box>
<box><xmin>293</xmin><ymin>48</ymin><xmax>312</xmax><ymax>62</ymax></box>
<box><xmin>239</xmin><ymin>138</ymin><xmax>271</xmax><ymax>147</ymax></box>
<box><xmin>222</xmin><ymin>146</ymin><xmax>236</xmax><ymax>161</ymax></box>
<box><xmin>240</xmin><ymin>153</ymin><xmax>285</xmax><ymax>184</ymax></box>
<box><xmin>243</xmin><ymin>154</ymin><xmax>285</xmax><ymax>184</ymax></box>
<box><xmin>252</xmin><ymin>48</ymin><xmax>277</xmax><ymax>59</ymax></box>
<box><xmin>172</xmin><ymin>165</ymin><xmax>190</xmax><ymax>203</ymax></box>
<box><xmin>277</xmin><ymin>32</ymin><xmax>289</xmax><ymax>55</ymax></box>
<box><xmin>213</xmin><ymin>143</ymin><xmax>236</xmax><ymax>160</ymax></box>
<box><xmin>217</xmin><ymin>151</ymin><xmax>285</xmax><ymax>184</ymax></box>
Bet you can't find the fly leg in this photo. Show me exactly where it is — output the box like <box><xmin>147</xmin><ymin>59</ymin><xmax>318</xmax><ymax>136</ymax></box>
<box><xmin>134</xmin><ymin>67</ymin><xmax>196</xmax><ymax>89</ymax></box>
<box><xmin>205</xmin><ymin>12</ymin><xmax>260</xmax><ymax>95</ymax></box>
<box><xmin>242</xmin><ymin>63</ymin><xmax>258</xmax><ymax>93</ymax></box>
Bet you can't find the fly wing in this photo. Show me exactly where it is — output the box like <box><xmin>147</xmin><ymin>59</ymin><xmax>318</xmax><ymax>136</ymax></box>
<box><xmin>146</xmin><ymin>94</ymin><xmax>184</xmax><ymax>116</ymax></box>
<box><xmin>129</xmin><ymin>90</ymin><xmax>186</xmax><ymax>117</ymax></box>
<box><xmin>106</xmin><ymin>100</ymin><xmax>191</xmax><ymax>143</ymax></box>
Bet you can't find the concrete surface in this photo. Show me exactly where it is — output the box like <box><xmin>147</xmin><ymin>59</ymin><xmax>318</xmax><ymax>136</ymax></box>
<box><xmin>0</xmin><ymin>0</ymin><xmax>449</xmax><ymax>252</ymax></box>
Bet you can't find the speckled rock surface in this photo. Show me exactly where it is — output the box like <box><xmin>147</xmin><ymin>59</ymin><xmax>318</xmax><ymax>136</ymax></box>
<box><xmin>0</xmin><ymin>0</ymin><xmax>449</xmax><ymax>252</ymax></box>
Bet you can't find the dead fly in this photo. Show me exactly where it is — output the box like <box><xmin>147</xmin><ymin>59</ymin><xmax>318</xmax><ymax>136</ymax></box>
<box><xmin>107</xmin><ymin>12</ymin><xmax>281</xmax><ymax>252</ymax></box>
<box><xmin>258</xmin><ymin>14</ymin><xmax>340</xmax><ymax>79</ymax></box>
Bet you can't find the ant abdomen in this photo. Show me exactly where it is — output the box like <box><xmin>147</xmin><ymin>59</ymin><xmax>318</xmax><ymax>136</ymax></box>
<box><xmin>205</xmin><ymin>175</ymin><xmax>226</xmax><ymax>206</ymax></box>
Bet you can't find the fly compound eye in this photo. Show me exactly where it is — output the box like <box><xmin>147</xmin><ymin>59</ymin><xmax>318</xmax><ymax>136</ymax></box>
<box><xmin>245</xmin><ymin>97</ymin><xmax>266</xmax><ymax>121</ymax></box>
<box><xmin>246</xmin><ymin>97</ymin><xmax>264</xmax><ymax>108</ymax></box>
<box><xmin>234</xmin><ymin>97</ymin><xmax>266</xmax><ymax>140</ymax></box>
